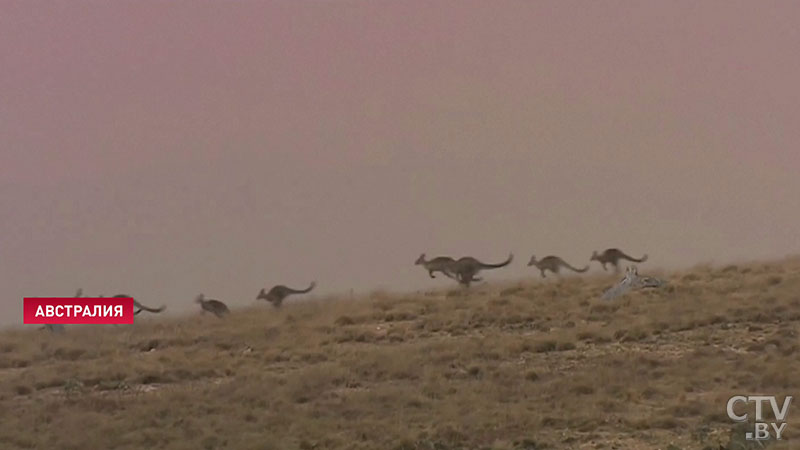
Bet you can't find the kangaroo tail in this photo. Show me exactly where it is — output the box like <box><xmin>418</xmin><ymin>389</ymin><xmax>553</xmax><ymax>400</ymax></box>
<box><xmin>622</xmin><ymin>253</ymin><xmax>648</xmax><ymax>263</ymax></box>
<box><xmin>133</xmin><ymin>300</ymin><xmax>166</xmax><ymax>314</ymax></box>
<box><xmin>564</xmin><ymin>262</ymin><xmax>590</xmax><ymax>273</ymax></box>
<box><xmin>289</xmin><ymin>282</ymin><xmax>316</xmax><ymax>294</ymax></box>
<box><xmin>479</xmin><ymin>253</ymin><xmax>514</xmax><ymax>269</ymax></box>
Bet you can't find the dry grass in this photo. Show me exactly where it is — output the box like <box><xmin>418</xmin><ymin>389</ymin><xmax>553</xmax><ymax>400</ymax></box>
<box><xmin>2</xmin><ymin>257</ymin><xmax>800</xmax><ymax>449</ymax></box>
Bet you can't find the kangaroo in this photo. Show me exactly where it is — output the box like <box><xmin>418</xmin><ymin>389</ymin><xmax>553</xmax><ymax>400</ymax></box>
<box><xmin>590</xmin><ymin>248</ymin><xmax>648</xmax><ymax>272</ymax></box>
<box><xmin>40</xmin><ymin>323</ymin><xmax>65</xmax><ymax>334</ymax></box>
<box><xmin>112</xmin><ymin>294</ymin><xmax>166</xmax><ymax>315</ymax></box>
<box><xmin>415</xmin><ymin>254</ymin><xmax>459</xmax><ymax>280</ymax></box>
<box><xmin>601</xmin><ymin>265</ymin><xmax>665</xmax><ymax>300</ymax></box>
<box><xmin>41</xmin><ymin>288</ymin><xmax>83</xmax><ymax>333</ymax></box>
<box><xmin>527</xmin><ymin>255</ymin><xmax>589</xmax><ymax>278</ymax></box>
<box><xmin>195</xmin><ymin>294</ymin><xmax>230</xmax><ymax>318</ymax></box>
<box><xmin>449</xmin><ymin>253</ymin><xmax>513</xmax><ymax>287</ymax></box>
<box><xmin>257</xmin><ymin>282</ymin><xmax>316</xmax><ymax>308</ymax></box>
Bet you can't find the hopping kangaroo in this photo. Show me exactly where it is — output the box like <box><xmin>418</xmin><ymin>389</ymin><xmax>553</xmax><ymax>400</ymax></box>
<box><xmin>449</xmin><ymin>253</ymin><xmax>514</xmax><ymax>287</ymax></box>
<box><xmin>41</xmin><ymin>288</ymin><xmax>83</xmax><ymax>333</ymax></box>
<box><xmin>590</xmin><ymin>248</ymin><xmax>648</xmax><ymax>272</ymax></box>
<box><xmin>527</xmin><ymin>255</ymin><xmax>589</xmax><ymax>278</ymax></box>
<box><xmin>257</xmin><ymin>282</ymin><xmax>316</xmax><ymax>308</ymax></box>
<box><xmin>112</xmin><ymin>294</ymin><xmax>166</xmax><ymax>316</ymax></box>
<box><xmin>195</xmin><ymin>294</ymin><xmax>230</xmax><ymax>318</ymax></box>
<box><xmin>415</xmin><ymin>254</ymin><xmax>458</xmax><ymax>279</ymax></box>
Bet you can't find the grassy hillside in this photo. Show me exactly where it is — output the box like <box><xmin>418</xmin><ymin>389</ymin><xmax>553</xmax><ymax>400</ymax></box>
<box><xmin>1</xmin><ymin>258</ymin><xmax>799</xmax><ymax>450</ymax></box>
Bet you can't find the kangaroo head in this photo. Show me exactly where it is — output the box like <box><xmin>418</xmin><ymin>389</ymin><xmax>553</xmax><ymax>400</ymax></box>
<box><xmin>590</xmin><ymin>251</ymin><xmax>599</xmax><ymax>261</ymax></box>
<box><xmin>527</xmin><ymin>255</ymin><xmax>537</xmax><ymax>266</ymax></box>
<box><xmin>415</xmin><ymin>253</ymin><xmax>426</xmax><ymax>265</ymax></box>
<box><xmin>626</xmin><ymin>266</ymin><xmax>638</xmax><ymax>277</ymax></box>
<box><xmin>256</xmin><ymin>288</ymin><xmax>268</xmax><ymax>300</ymax></box>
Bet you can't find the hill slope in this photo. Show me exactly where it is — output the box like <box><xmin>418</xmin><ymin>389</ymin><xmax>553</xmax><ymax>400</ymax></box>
<box><xmin>1</xmin><ymin>259</ymin><xmax>799</xmax><ymax>450</ymax></box>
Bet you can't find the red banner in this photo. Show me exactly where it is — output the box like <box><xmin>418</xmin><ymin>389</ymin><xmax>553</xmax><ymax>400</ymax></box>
<box><xmin>23</xmin><ymin>297</ymin><xmax>135</xmax><ymax>324</ymax></box>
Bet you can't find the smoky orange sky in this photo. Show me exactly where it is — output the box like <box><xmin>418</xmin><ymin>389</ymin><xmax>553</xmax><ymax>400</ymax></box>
<box><xmin>1</xmin><ymin>1</ymin><xmax>799</xmax><ymax>327</ymax></box>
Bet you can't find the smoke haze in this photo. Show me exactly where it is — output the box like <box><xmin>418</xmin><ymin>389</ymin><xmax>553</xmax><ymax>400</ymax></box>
<box><xmin>1</xmin><ymin>1</ymin><xmax>798</xmax><ymax>326</ymax></box>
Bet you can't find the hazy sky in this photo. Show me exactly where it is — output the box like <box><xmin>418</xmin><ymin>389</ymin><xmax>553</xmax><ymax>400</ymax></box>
<box><xmin>2</xmin><ymin>1</ymin><xmax>799</xmax><ymax>326</ymax></box>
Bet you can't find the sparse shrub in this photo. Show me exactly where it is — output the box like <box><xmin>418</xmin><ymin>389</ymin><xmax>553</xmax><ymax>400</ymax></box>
<box><xmin>652</xmin><ymin>417</ymin><xmax>680</xmax><ymax>429</ymax></box>
<box><xmin>613</xmin><ymin>327</ymin><xmax>649</xmax><ymax>342</ymax></box>
<box><xmin>641</xmin><ymin>386</ymin><xmax>662</xmax><ymax>399</ymax></box>
<box><xmin>383</xmin><ymin>311</ymin><xmax>417</xmax><ymax>322</ymax></box>
<box><xmin>589</xmin><ymin>303</ymin><xmax>612</xmax><ymax>314</ymax></box>
<box><xmin>780</xmin><ymin>344</ymin><xmax>798</xmax><ymax>356</ymax></box>
<box><xmin>392</xmin><ymin>439</ymin><xmax>416</xmax><ymax>450</ymax></box>
<box><xmin>135</xmin><ymin>339</ymin><xmax>160</xmax><ymax>352</ymax></box>
<box><xmin>0</xmin><ymin>343</ymin><xmax>16</xmax><ymax>353</ymax></box>
<box><xmin>556</xmin><ymin>341</ymin><xmax>576</xmax><ymax>351</ymax></box>
<box><xmin>500</xmin><ymin>287</ymin><xmax>524</xmax><ymax>296</ymax></box>
<box><xmin>514</xmin><ymin>438</ymin><xmax>547</xmax><ymax>449</ymax></box>
<box><xmin>297</xmin><ymin>352</ymin><xmax>328</xmax><ymax>363</ymax></box>
<box><xmin>653</xmin><ymin>321</ymin><xmax>670</xmax><ymax>332</ymax></box>
<box><xmin>592</xmin><ymin>334</ymin><xmax>612</xmax><ymax>344</ymax></box>
<box><xmin>7</xmin><ymin>358</ymin><xmax>30</xmax><ymax>368</ymax></box>
<box><xmin>767</xmin><ymin>275</ymin><xmax>783</xmax><ymax>286</ymax></box>
<box><xmin>541</xmin><ymin>417</ymin><xmax>558</xmax><ymax>426</ymax></box>
<box><xmin>62</xmin><ymin>378</ymin><xmax>85</xmax><ymax>395</ymax></box>
<box><xmin>139</xmin><ymin>373</ymin><xmax>166</xmax><ymax>385</ymax></box>
<box><xmin>53</xmin><ymin>347</ymin><xmax>86</xmax><ymax>361</ymax></box>
<box><xmin>708</xmin><ymin>315</ymin><xmax>725</xmax><ymax>325</ymax></box>
<box><xmin>215</xmin><ymin>341</ymin><xmax>235</xmax><ymax>351</ymax></box>
<box><xmin>505</xmin><ymin>341</ymin><xmax>530</xmax><ymax>354</ymax></box>
<box><xmin>201</xmin><ymin>435</ymin><xmax>220</xmax><ymax>450</ymax></box>
<box><xmin>334</xmin><ymin>315</ymin><xmax>355</xmax><ymax>326</ymax></box>
<box><xmin>576</xmin><ymin>330</ymin><xmax>596</xmax><ymax>341</ymax></box>
<box><xmin>264</xmin><ymin>326</ymin><xmax>281</xmax><ymax>338</ymax></box>
<box><xmin>335</xmin><ymin>329</ymin><xmax>376</xmax><ymax>343</ymax></box>
<box><xmin>533</xmin><ymin>340</ymin><xmax>557</xmax><ymax>353</ymax></box>
<box><xmin>406</xmin><ymin>398</ymin><xmax>425</xmax><ymax>408</ymax></box>
<box><xmin>98</xmin><ymin>380</ymin><xmax>130</xmax><ymax>391</ymax></box>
